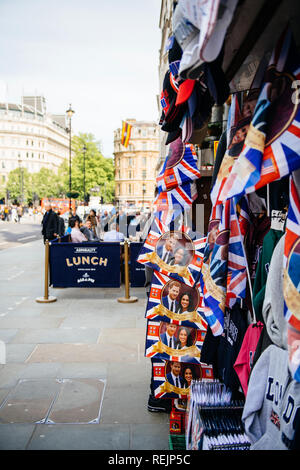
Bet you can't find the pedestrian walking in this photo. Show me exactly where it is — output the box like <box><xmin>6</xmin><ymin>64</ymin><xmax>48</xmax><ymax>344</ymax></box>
<box><xmin>41</xmin><ymin>202</ymin><xmax>58</xmax><ymax>243</ymax></box>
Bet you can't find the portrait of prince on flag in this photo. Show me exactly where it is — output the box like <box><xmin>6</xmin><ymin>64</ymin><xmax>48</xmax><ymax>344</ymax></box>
<box><xmin>163</xmin><ymin>361</ymin><xmax>201</xmax><ymax>397</ymax></box>
<box><xmin>145</xmin><ymin>273</ymin><xmax>208</xmax><ymax>329</ymax></box>
<box><xmin>151</xmin><ymin>322</ymin><xmax>201</xmax><ymax>364</ymax></box>
<box><xmin>155</xmin><ymin>230</ymin><xmax>194</xmax><ymax>268</ymax></box>
<box><xmin>161</xmin><ymin>280</ymin><xmax>198</xmax><ymax>315</ymax></box>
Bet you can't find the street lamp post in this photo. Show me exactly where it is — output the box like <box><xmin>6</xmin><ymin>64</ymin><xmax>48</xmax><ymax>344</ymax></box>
<box><xmin>66</xmin><ymin>104</ymin><xmax>75</xmax><ymax>211</ymax></box>
<box><xmin>82</xmin><ymin>144</ymin><xmax>87</xmax><ymax>204</ymax></box>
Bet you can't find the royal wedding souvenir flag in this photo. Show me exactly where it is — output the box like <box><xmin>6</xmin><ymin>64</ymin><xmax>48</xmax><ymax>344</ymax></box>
<box><xmin>145</xmin><ymin>270</ymin><xmax>209</xmax><ymax>330</ymax></box>
<box><xmin>219</xmin><ymin>27</ymin><xmax>300</xmax><ymax>203</ymax></box>
<box><xmin>137</xmin><ymin>216</ymin><xmax>206</xmax><ymax>286</ymax></box>
<box><xmin>210</xmin><ymin>93</ymin><xmax>243</xmax><ymax>206</ymax></box>
<box><xmin>156</xmin><ymin>137</ymin><xmax>201</xmax><ymax>192</ymax></box>
<box><xmin>283</xmin><ymin>175</ymin><xmax>300</xmax><ymax>331</ymax></box>
<box><xmin>200</xmin><ymin>197</ymin><xmax>248</xmax><ymax>335</ymax></box>
<box><xmin>145</xmin><ymin>319</ymin><xmax>206</xmax><ymax>364</ymax></box>
<box><xmin>152</xmin><ymin>359</ymin><xmax>213</xmax><ymax>399</ymax></box>
<box><xmin>154</xmin><ymin>181</ymin><xmax>198</xmax><ymax>214</ymax></box>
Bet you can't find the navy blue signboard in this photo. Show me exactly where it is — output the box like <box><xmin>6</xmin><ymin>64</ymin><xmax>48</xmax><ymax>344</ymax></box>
<box><xmin>130</xmin><ymin>242</ymin><xmax>146</xmax><ymax>287</ymax></box>
<box><xmin>49</xmin><ymin>242</ymin><xmax>121</xmax><ymax>287</ymax></box>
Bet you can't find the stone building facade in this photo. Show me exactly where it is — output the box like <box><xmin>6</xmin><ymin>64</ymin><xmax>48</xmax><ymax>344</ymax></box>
<box><xmin>114</xmin><ymin>120</ymin><xmax>159</xmax><ymax>209</ymax></box>
<box><xmin>0</xmin><ymin>95</ymin><xmax>69</xmax><ymax>187</ymax></box>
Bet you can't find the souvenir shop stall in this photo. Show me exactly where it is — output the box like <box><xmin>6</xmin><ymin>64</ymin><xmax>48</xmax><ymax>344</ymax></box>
<box><xmin>138</xmin><ymin>0</ymin><xmax>300</xmax><ymax>451</ymax></box>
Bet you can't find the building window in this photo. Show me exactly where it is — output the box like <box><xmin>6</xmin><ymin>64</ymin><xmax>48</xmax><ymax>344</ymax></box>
<box><xmin>142</xmin><ymin>142</ymin><xmax>147</xmax><ymax>151</ymax></box>
<box><xmin>128</xmin><ymin>157</ymin><xmax>132</xmax><ymax>167</ymax></box>
<box><xmin>1</xmin><ymin>161</ymin><xmax>5</xmax><ymax>168</ymax></box>
<box><xmin>2</xmin><ymin>175</ymin><xmax>5</xmax><ymax>183</ymax></box>
<box><xmin>142</xmin><ymin>170</ymin><xmax>147</xmax><ymax>179</ymax></box>
<box><xmin>142</xmin><ymin>157</ymin><xmax>147</xmax><ymax>167</ymax></box>
<box><xmin>32</xmin><ymin>153</ymin><xmax>34</xmax><ymax>158</ymax></box>
<box><xmin>128</xmin><ymin>184</ymin><xmax>132</xmax><ymax>195</ymax></box>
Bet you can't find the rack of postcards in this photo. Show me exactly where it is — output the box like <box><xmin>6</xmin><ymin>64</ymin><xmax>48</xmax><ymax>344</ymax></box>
<box><xmin>185</xmin><ymin>380</ymin><xmax>251</xmax><ymax>451</ymax></box>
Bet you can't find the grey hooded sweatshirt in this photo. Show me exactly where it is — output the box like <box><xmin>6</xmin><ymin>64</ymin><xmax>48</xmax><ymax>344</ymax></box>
<box><xmin>242</xmin><ymin>235</ymin><xmax>300</xmax><ymax>449</ymax></box>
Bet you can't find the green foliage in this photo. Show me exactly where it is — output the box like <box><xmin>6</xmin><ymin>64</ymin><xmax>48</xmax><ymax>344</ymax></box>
<box><xmin>59</xmin><ymin>132</ymin><xmax>115</xmax><ymax>202</ymax></box>
<box><xmin>6</xmin><ymin>167</ymin><xmax>32</xmax><ymax>202</ymax></box>
<box><xmin>4</xmin><ymin>132</ymin><xmax>115</xmax><ymax>203</ymax></box>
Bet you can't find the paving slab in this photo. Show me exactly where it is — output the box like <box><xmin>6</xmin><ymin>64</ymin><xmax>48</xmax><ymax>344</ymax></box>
<box><xmin>56</xmin><ymin>362</ymin><xmax>108</xmax><ymax>380</ymax></box>
<box><xmin>0</xmin><ymin>316</ymin><xmax>64</xmax><ymax>329</ymax></box>
<box><xmin>26</xmin><ymin>343</ymin><xmax>139</xmax><ymax>363</ymax></box>
<box><xmin>0</xmin><ymin>364</ymin><xmax>27</xmax><ymax>388</ymax></box>
<box><xmin>101</xmin><ymin>384</ymin><xmax>169</xmax><ymax>426</ymax></box>
<box><xmin>106</xmin><ymin>361</ymin><xmax>151</xmax><ymax>388</ymax></box>
<box><xmin>18</xmin><ymin>362</ymin><xmax>61</xmax><ymax>380</ymax></box>
<box><xmin>11</xmin><ymin>327</ymin><xmax>101</xmax><ymax>344</ymax></box>
<box><xmin>5</xmin><ymin>344</ymin><xmax>37</xmax><ymax>363</ymax></box>
<box><xmin>0</xmin><ymin>424</ymin><xmax>36</xmax><ymax>450</ymax></box>
<box><xmin>27</xmin><ymin>423</ymin><xmax>131</xmax><ymax>450</ymax></box>
<box><xmin>98</xmin><ymin>327</ymin><xmax>146</xmax><ymax>345</ymax></box>
<box><xmin>130</xmin><ymin>423</ymin><xmax>170</xmax><ymax>450</ymax></box>
<box><xmin>0</xmin><ymin>329</ymin><xmax>19</xmax><ymax>343</ymax></box>
<box><xmin>60</xmin><ymin>312</ymin><xmax>136</xmax><ymax>329</ymax></box>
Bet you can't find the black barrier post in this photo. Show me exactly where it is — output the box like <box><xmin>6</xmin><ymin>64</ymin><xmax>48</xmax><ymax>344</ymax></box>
<box><xmin>36</xmin><ymin>240</ymin><xmax>57</xmax><ymax>303</ymax></box>
<box><xmin>117</xmin><ymin>240</ymin><xmax>138</xmax><ymax>304</ymax></box>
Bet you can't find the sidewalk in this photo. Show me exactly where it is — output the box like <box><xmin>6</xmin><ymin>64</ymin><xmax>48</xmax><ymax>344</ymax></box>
<box><xmin>0</xmin><ymin>239</ymin><xmax>169</xmax><ymax>450</ymax></box>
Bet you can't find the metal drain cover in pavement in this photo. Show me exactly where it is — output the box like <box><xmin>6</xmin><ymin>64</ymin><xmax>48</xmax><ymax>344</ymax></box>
<box><xmin>0</xmin><ymin>378</ymin><xmax>60</xmax><ymax>424</ymax></box>
<box><xmin>46</xmin><ymin>378</ymin><xmax>105</xmax><ymax>424</ymax></box>
<box><xmin>0</xmin><ymin>378</ymin><xmax>106</xmax><ymax>424</ymax></box>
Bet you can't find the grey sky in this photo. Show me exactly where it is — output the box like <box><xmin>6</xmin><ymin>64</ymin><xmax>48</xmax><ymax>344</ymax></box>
<box><xmin>0</xmin><ymin>0</ymin><xmax>161</xmax><ymax>158</ymax></box>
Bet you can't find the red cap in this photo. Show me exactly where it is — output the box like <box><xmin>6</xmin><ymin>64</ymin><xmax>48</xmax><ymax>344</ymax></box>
<box><xmin>175</xmin><ymin>79</ymin><xmax>195</xmax><ymax>106</ymax></box>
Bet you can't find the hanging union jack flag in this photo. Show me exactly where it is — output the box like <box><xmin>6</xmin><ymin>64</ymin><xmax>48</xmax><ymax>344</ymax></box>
<box><xmin>283</xmin><ymin>175</ymin><xmax>300</xmax><ymax>331</ymax></box>
<box><xmin>137</xmin><ymin>216</ymin><xmax>207</xmax><ymax>287</ymax></box>
<box><xmin>145</xmin><ymin>319</ymin><xmax>206</xmax><ymax>364</ymax></box>
<box><xmin>154</xmin><ymin>180</ymin><xmax>198</xmax><ymax>214</ymax></box>
<box><xmin>152</xmin><ymin>359</ymin><xmax>213</xmax><ymax>399</ymax></box>
<box><xmin>200</xmin><ymin>197</ymin><xmax>249</xmax><ymax>336</ymax></box>
<box><xmin>145</xmin><ymin>270</ymin><xmax>209</xmax><ymax>330</ymax></box>
<box><xmin>156</xmin><ymin>137</ymin><xmax>201</xmax><ymax>192</ymax></box>
<box><xmin>210</xmin><ymin>93</ymin><xmax>243</xmax><ymax>206</ymax></box>
<box><xmin>219</xmin><ymin>27</ymin><xmax>300</xmax><ymax>203</ymax></box>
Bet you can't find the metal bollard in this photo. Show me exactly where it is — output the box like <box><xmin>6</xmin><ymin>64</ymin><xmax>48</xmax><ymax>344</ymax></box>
<box><xmin>117</xmin><ymin>240</ymin><xmax>138</xmax><ymax>303</ymax></box>
<box><xmin>36</xmin><ymin>240</ymin><xmax>57</xmax><ymax>303</ymax></box>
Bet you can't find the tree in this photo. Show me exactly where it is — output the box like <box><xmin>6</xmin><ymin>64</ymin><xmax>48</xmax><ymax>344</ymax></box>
<box><xmin>32</xmin><ymin>168</ymin><xmax>62</xmax><ymax>199</ymax></box>
<box><xmin>6</xmin><ymin>167</ymin><xmax>32</xmax><ymax>203</ymax></box>
<box><xmin>58</xmin><ymin>132</ymin><xmax>115</xmax><ymax>202</ymax></box>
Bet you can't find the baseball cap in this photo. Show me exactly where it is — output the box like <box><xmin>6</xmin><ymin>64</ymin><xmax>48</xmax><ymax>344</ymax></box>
<box><xmin>175</xmin><ymin>79</ymin><xmax>196</xmax><ymax>106</ymax></box>
<box><xmin>160</xmin><ymin>70</ymin><xmax>188</xmax><ymax>133</ymax></box>
<box><xmin>177</xmin><ymin>0</ymin><xmax>238</xmax><ymax>78</ymax></box>
<box><xmin>166</xmin><ymin>129</ymin><xmax>182</xmax><ymax>145</ymax></box>
<box><xmin>168</xmin><ymin>36</ymin><xmax>183</xmax><ymax>78</ymax></box>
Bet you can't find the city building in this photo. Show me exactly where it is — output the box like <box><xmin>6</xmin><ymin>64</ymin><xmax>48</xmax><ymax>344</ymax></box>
<box><xmin>0</xmin><ymin>95</ymin><xmax>70</xmax><ymax>188</ymax></box>
<box><xmin>114</xmin><ymin>119</ymin><xmax>159</xmax><ymax>209</ymax></box>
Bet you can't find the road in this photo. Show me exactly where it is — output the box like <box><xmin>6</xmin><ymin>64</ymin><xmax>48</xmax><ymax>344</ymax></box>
<box><xmin>0</xmin><ymin>215</ymin><xmax>43</xmax><ymax>251</ymax></box>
